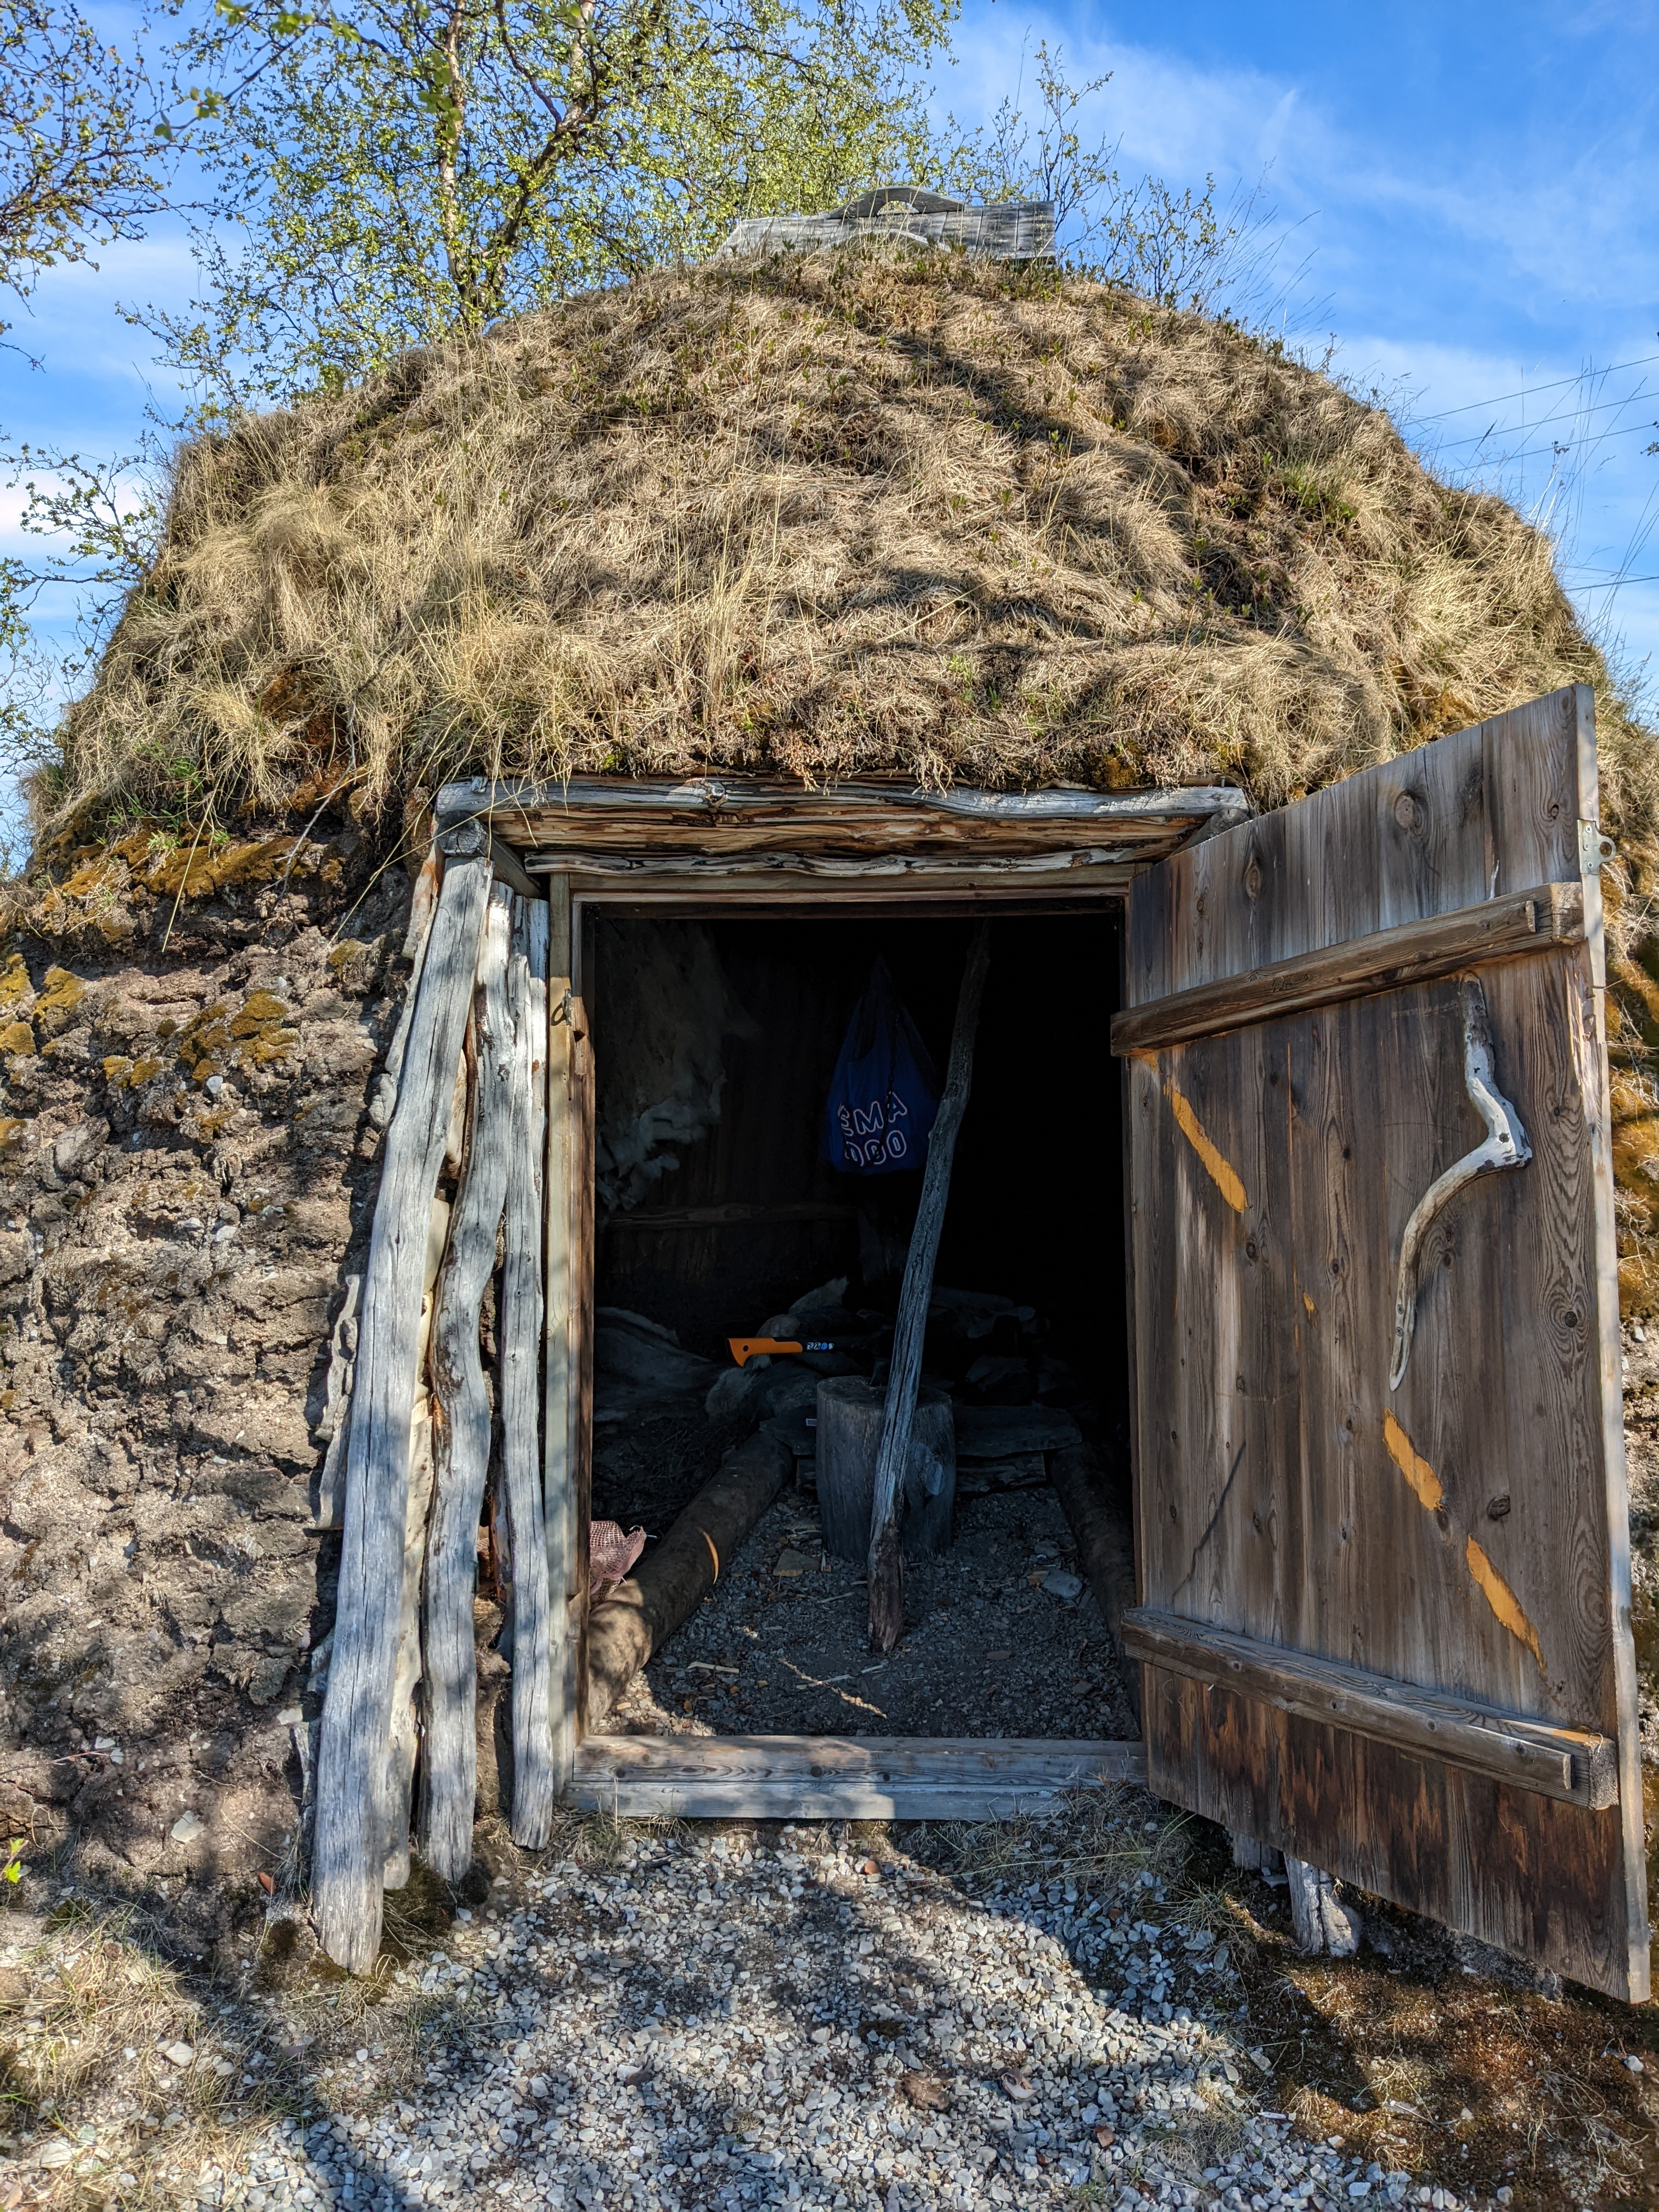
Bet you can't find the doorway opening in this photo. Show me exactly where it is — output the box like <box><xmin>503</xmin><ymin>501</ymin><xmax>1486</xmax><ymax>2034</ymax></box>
<box><xmin>583</xmin><ymin>907</ymin><xmax>1138</xmax><ymax>1752</ymax></box>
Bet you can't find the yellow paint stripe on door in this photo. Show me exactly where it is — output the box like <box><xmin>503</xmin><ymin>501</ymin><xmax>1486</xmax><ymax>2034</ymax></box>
<box><xmin>1465</xmin><ymin>1537</ymin><xmax>1547</xmax><ymax>1675</ymax></box>
<box><xmin>1165</xmin><ymin>1084</ymin><xmax>1249</xmax><ymax>1213</ymax></box>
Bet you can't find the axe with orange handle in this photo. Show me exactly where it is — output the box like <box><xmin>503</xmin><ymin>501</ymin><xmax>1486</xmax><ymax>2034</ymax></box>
<box><xmin>727</xmin><ymin>1336</ymin><xmax>839</xmax><ymax>1367</ymax></box>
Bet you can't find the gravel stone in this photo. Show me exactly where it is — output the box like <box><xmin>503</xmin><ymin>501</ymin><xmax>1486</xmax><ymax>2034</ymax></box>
<box><xmin>140</xmin><ymin>1827</ymin><xmax>1475</xmax><ymax>2212</ymax></box>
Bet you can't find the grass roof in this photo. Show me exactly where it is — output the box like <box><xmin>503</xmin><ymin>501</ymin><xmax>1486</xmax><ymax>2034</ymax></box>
<box><xmin>42</xmin><ymin>242</ymin><xmax>1659</xmax><ymax>864</ymax></box>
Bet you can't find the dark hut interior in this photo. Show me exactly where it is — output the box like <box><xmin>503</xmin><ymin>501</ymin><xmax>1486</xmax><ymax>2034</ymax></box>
<box><xmin>585</xmin><ymin>910</ymin><xmax>1140</xmax><ymax>1742</ymax></box>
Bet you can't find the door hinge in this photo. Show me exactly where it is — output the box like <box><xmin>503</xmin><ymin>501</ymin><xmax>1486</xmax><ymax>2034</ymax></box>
<box><xmin>1579</xmin><ymin>818</ymin><xmax>1616</xmax><ymax>877</ymax></box>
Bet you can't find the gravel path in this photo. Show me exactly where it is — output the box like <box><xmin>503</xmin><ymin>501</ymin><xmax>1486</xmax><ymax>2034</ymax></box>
<box><xmin>181</xmin><ymin>1818</ymin><xmax>1474</xmax><ymax>2212</ymax></box>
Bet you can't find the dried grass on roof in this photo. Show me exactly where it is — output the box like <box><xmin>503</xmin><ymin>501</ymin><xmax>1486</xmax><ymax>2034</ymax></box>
<box><xmin>44</xmin><ymin>242</ymin><xmax>1659</xmax><ymax>859</ymax></box>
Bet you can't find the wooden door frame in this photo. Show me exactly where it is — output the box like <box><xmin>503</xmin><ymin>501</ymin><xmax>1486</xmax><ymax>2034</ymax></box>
<box><xmin>442</xmin><ymin>772</ymin><xmax>1245</xmax><ymax>1818</ymax></box>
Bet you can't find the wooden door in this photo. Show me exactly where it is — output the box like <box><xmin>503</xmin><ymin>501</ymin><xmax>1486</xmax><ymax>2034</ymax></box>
<box><xmin>1114</xmin><ymin>687</ymin><xmax>1650</xmax><ymax>2000</ymax></box>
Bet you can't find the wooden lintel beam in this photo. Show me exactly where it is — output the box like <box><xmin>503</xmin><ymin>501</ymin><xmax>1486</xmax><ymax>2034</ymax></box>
<box><xmin>1112</xmin><ymin>881</ymin><xmax>1585</xmax><ymax>1055</ymax></box>
<box><xmin>1122</xmin><ymin>1608</ymin><xmax>1617</xmax><ymax>1809</ymax></box>
<box><xmin>438</xmin><ymin>772</ymin><xmax>1249</xmax><ymax>835</ymax></box>
<box><xmin>525</xmin><ymin>850</ymin><xmax>1138</xmax><ymax>881</ymax></box>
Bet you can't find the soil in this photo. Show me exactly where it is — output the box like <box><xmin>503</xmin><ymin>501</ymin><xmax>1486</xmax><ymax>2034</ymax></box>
<box><xmin>612</xmin><ymin>1485</ymin><xmax>1141</xmax><ymax>1740</ymax></box>
<box><xmin>0</xmin><ymin>825</ymin><xmax>420</xmax><ymax>1956</ymax></box>
<box><xmin>589</xmin><ymin>1397</ymin><xmax>750</xmax><ymax>1536</ymax></box>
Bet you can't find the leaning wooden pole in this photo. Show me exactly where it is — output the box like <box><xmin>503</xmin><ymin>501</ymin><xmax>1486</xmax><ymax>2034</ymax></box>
<box><xmin>419</xmin><ymin>886</ymin><xmax>514</xmax><ymax>1883</ymax></box>
<box><xmin>501</xmin><ymin>893</ymin><xmax>556</xmax><ymax>1846</ymax></box>
<box><xmin>867</xmin><ymin>922</ymin><xmax>991</xmax><ymax>1652</ymax></box>
<box><xmin>313</xmin><ymin>827</ymin><xmax>492</xmax><ymax>1972</ymax></box>
<box><xmin>543</xmin><ymin>878</ymin><xmax>579</xmax><ymax>1792</ymax></box>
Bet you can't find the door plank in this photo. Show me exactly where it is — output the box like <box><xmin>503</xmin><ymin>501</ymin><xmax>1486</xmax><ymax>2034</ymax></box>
<box><xmin>1124</xmin><ymin>1609</ymin><xmax>1617</xmax><ymax>1806</ymax></box>
<box><xmin>1112</xmin><ymin>883</ymin><xmax>1583</xmax><ymax>1053</ymax></box>
<box><xmin>1145</xmin><ymin>1667</ymin><xmax>1635</xmax><ymax>1997</ymax></box>
<box><xmin>1126</xmin><ymin>686</ymin><xmax>1650</xmax><ymax>2000</ymax></box>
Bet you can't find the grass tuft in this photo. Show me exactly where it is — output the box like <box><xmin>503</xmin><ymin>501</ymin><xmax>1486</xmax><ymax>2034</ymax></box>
<box><xmin>32</xmin><ymin>244</ymin><xmax>1658</xmax><ymax>888</ymax></box>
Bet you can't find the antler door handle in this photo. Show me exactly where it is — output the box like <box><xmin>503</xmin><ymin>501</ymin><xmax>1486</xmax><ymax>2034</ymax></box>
<box><xmin>1390</xmin><ymin>974</ymin><xmax>1531</xmax><ymax>1390</ymax></box>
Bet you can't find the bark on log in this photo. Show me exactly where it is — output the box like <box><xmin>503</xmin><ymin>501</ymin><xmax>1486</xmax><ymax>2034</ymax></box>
<box><xmin>816</xmin><ymin>1377</ymin><xmax>953</xmax><ymax>1563</ymax></box>
<box><xmin>1048</xmin><ymin>1442</ymin><xmax>1141</xmax><ymax>1726</ymax></box>
<box><xmin>418</xmin><ymin>888</ymin><xmax>514</xmax><ymax>1884</ymax></box>
<box><xmin>501</xmin><ymin>895</ymin><xmax>555</xmax><ymax>1847</ymax></box>
<box><xmin>585</xmin><ymin>1431</ymin><xmax>791</xmax><ymax>1731</ymax></box>
<box><xmin>313</xmin><ymin>849</ymin><xmax>491</xmax><ymax>1973</ymax></box>
<box><xmin>867</xmin><ymin>923</ymin><xmax>991</xmax><ymax>1650</ymax></box>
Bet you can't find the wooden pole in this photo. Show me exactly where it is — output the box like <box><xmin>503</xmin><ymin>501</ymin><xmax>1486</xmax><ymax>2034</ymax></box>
<box><xmin>502</xmin><ymin>894</ymin><xmax>556</xmax><ymax>1846</ymax></box>
<box><xmin>543</xmin><ymin>878</ymin><xmax>579</xmax><ymax>1792</ymax></box>
<box><xmin>381</xmin><ymin>1406</ymin><xmax>435</xmax><ymax>1888</ymax></box>
<box><xmin>418</xmin><ymin>886</ymin><xmax>513</xmax><ymax>1884</ymax></box>
<box><xmin>867</xmin><ymin>922</ymin><xmax>991</xmax><ymax>1652</ymax></box>
<box><xmin>313</xmin><ymin>830</ymin><xmax>491</xmax><ymax>1973</ymax></box>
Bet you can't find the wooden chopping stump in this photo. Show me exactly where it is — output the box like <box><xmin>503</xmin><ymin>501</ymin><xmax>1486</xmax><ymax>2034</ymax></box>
<box><xmin>816</xmin><ymin>1376</ymin><xmax>955</xmax><ymax>1562</ymax></box>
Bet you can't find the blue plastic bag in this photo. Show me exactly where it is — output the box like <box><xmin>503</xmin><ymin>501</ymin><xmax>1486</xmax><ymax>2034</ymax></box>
<box><xmin>822</xmin><ymin>957</ymin><xmax>939</xmax><ymax>1175</ymax></box>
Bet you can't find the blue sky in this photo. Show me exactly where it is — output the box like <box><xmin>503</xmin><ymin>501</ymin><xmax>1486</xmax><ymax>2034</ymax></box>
<box><xmin>5</xmin><ymin>0</ymin><xmax>1659</xmax><ymax>733</ymax></box>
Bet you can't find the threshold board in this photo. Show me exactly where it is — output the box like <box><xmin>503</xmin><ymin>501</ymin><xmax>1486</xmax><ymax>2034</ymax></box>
<box><xmin>568</xmin><ymin>1734</ymin><xmax>1147</xmax><ymax>1821</ymax></box>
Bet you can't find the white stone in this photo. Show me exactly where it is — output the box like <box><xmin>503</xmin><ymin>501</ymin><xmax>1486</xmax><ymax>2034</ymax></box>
<box><xmin>170</xmin><ymin>1812</ymin><xmax>206</xmax><ymax>1844</ymax></box>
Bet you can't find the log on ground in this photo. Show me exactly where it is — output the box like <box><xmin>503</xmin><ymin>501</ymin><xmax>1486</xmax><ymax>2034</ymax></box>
<box><xmin>1049</xmin><ymin>1441</ymin><xmax>1140</xmax><ymax>1726</ymax></box>
<box><xmin>585</xmin><ymin>1431</ymin><xmax>791</xmax><ymax>1733</ymax></box>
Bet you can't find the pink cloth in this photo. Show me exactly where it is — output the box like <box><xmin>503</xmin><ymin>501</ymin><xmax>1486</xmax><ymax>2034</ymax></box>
<box><xmin>590</xmin><ymin>1519</ymin><xmax>646</xmax><ymax>1592</ymax></box>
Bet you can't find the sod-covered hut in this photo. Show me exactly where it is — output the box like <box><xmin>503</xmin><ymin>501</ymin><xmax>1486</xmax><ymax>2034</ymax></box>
<box><xmin>3</xmin><ymin>244</ymin><xmax>1657</xmax><ymax>1989</ymax></box>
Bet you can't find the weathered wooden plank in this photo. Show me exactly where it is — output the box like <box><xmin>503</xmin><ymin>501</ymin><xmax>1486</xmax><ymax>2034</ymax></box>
<box><xmin>954</xmin><ymin>1404</ymin><xmax>1083</xmax><ymax>1458</ymax></box>
<box><xmin>1125</xmin><ymin>696</ymin><xmax>1587</xmax><ymax>1007</ymax></box>
<box><xmin>313</xmin><ymin>845</ymin><xmax>492</xmax><ymax>1973</ymax></box>
<box><xmin>417</xmin><ymin>889</ymin><xmax>512</xmax><ymax>1882</ymax></box>
<box><xmin>868</xmin><ymin>923</ymin><xmax>991</xmax><ymax>1649</ymax></box>
<box><xmin>569</xmin><ymin>939</ymin><xmax>597</xmax><ymax>1738</ymax></box>
<box><xmin>569</xmin><ymin>1733</ymin><xmax>1146</xmax><ymax>1817</ymax></box>
<box><xmin>577</xmin><ymin>1733</ymin><xmax>1144</xmax><ymax>1778</ymax></box>
<box><xmin>369</xmin><ymin>845</ymin><xmax>443</xmax><ymax>1132</ymax></box>
<box><xmin>1111</xmin><ymin>882</ymin><xmax>1583</xmax><ymax>1054</ymax></box>
<box><xmin>1566</xmin><ymin>689</ymin><xmax>1654</xmax><ymax>2001</ymax></box>
<box><xmin>382</xmin><ymin>1409</ymin><xmax>435</xmax><ymax>1887</ymax></box>
<box><xmin>439</xmin><ymin>774</ymin><xmax>1248</xmax><ymax>859</ymax></box>
<box><xmin>312</xmin><ymin>1272</ymin><xmax>362</xmax><ymax>1531</ymax></box>
<box><xmin>527</xmin><ymin>850</ymin><xmax>1149</xmax><ymax>880</ymax></box>
<box><xmin>502</xmin><ymin>895</ymin><xmax>555</xmax><ymax>1847</ymax></box>
<box><xmin>1126</xmin><ymin>688</ymin><xmax>1650</xmax><ymax>2000</ymax></box>
<box><xmin>543</xmin><ymin>878</ymin><xmax>579</xmax><ymax>1793</ymax></box>
<box><xmin>1124</xmin><ymin>1608</ymin><xmax>1617</xmax><ymax>1807</ymax></box>
<box><xmin>1145</xmin><ymin>1667</ymin><xmax>1640</xmax><ymax>2000</ymax></box>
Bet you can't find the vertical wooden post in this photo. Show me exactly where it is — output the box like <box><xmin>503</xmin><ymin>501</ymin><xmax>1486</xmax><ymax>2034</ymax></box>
<box><xmin>381</xmin><ymin>1406</ymin><xmax>435</xmax><ymax>1889</ymax></box>
<box><xmin>543</xmin><ymin>877</ymin><xmax>579</xmax><ymax>1788</ymax></box>
<box><xmin>571</xmin><ymin>913</ymin><xmax>596</xmax><ymax>1734</ymax></box>
<box><xmin>314</xmin><ymin>831</ymin><xmax>491</xmax><ymax>1973</ymax></box>
<box><xmin>503</xmin><ymin>894</ymin><xmax>555</xmax><ymax>1845</ymax></box>
<box><xmin>419</xmin><ymin>887</ymin><xmax>513</xmax><ymax>1883</ymax></box>
<box><xmin>867</xmin><ymin>922</ymin><xmax>991</xmax><ymax>1652</ymax></box>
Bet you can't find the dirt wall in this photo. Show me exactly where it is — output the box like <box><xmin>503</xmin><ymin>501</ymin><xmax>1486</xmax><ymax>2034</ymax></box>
<box><xmin>0</xmin><ymin>833</ymin><xmax>417</xmax><ymax>1959</ymax></box>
